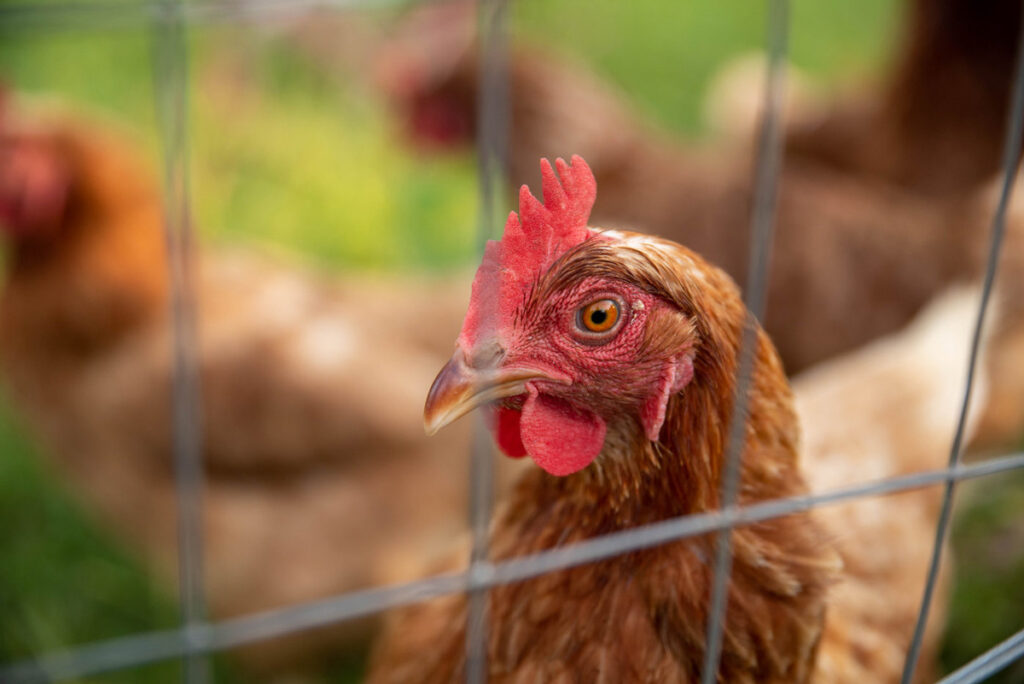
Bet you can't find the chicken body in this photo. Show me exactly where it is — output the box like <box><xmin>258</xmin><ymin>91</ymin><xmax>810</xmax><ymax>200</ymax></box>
<box><xmin>787</xmin><ymin>0</ymin><xmax>1022</xmax><ymax>196</ymax></box>
<box><xmin>795</xmin><ymin>286</ymin><xmax>988</xmax><ymax>682</ymax></box>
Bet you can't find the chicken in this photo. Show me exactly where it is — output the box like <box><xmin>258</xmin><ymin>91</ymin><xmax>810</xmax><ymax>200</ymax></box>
<box><xmin>0</xmin><ymin>99</ymin><xmax>529</xmax><ymax>669</ymax></box>
<box><xmin>368</xmin><ymin>156</ymin><xmax>990</xmax><ymax>682</ymax></box>
<box><xmin>367</xmin><ymin>156</ymin><xmax>846</xmax><ymax>682</ymax></box>
<box><xmin>378</xmin><ymin>9</ymin><xmax>1024</xmax><ymax>449</ymax></box>
<box><xmin>787</xmin><ymin>0</ymin><xmax>1023</xmax><ymax>197</ymax></box>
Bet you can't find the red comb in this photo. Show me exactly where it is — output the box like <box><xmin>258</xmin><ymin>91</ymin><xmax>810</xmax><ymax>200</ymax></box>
<box><xmin>501</xmin><ymin>155</ymin><xmax>596</xmax><ymax>293</ymax></box>
<box><xmin>459</xmin><ymin>155</ymin><xmax>597</xmax><ymax>349</ymax></box>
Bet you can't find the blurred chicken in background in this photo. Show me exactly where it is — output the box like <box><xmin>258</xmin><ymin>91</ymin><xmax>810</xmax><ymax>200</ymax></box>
<box><xmin>787</xmin><ymin>0</ymin><xmax>1022</xmax><ymax>197</ymax></box>
<box><xmin>794</xmin><ymin>286</ymin><xmax>990</xmax><ymax>682</ymax></box>
<box><xmin>377</xmin><ymin>0</ymin><xmax>1024</xmax><ymax>450</ymax></box>
<box><xmin>0</xmin><ymin>96</ymin><xmax>529</xmax><ymax>669</ymax></box>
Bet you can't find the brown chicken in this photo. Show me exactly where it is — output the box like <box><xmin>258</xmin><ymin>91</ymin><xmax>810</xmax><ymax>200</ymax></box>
<box><xmin>368</xmin><ymin>155</ymin><xmax>975</xmax><ymax>682</ymax></box>
<box><xmin>0</xmin><ymin>99</ymin><xmax>526</xmax><ymax>668</ymax></box>
<box><xmin>379</xmin><ymin>2</ymin><xmax>1024</xmax><ymax>450</ymax></box>
<box><xmin>787</xmin><ymin>0</ymin><xmax>1023</xmax><ymax>196</ymax></box>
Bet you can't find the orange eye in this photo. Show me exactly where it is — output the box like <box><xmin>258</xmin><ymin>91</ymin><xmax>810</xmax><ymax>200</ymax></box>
<box><xmin>578</xmin><ymin>299</ymin><xmax>620</xmax><ymax>333</ymax></box>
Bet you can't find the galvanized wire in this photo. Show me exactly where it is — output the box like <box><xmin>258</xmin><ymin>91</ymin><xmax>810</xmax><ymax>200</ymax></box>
<box><xmin>700</xmin><ymin>1</ymin><xmax>789</xmax><ymax>682</ymax></box>
<box><xmin>465</xmin><ymin>1</ymin><xmax>510</xmax><ymax>681</ymax></box>
<box><xmin>899</xmin><ymin>9</ymin><xmax>1024</xmax><ymax>684</ymax></box>
<box><xmin>0</xmin><ymin>0</ymin><xmax>429</xmax><ymax>32</ymax></box>
<box><xmin>466</xmin><ymin>415</ymin><xmax>495</xmax><ymax>684</ymax></box>
<box><xmin>151</xmin><ymin>1</ymin><xmax>210</xmax><ymax>681</ymax></box>
<box><xmin>4</xmin><ymin>451</ymin><xmax>1024</xmax><ymax>683</ymax></box>
<box><xmin>938</xmin><ymin>625</ymin><xmax>1024</xmax><ymax>684</ymax></box>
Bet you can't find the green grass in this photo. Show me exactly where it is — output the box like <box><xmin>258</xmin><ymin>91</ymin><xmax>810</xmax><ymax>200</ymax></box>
<box><xmin>2</xmin><ymin>1</ymin><xmax>1022</xmax><ymax>682</ymax></box>
<box><xmin>941</xmin><ymin>467</ymin><xmax>1024</xmax><ymax>684</ymax></box>
<box><xmin>0</xmin><ymin>24</ymin><xmax>480</xmax><ymax>273</ymax></box>
<box><xmin>188</xmin><ymin>26</ymin><xmax>480</xmax><ymax>271</ymax></box>
<box><xmin>0</xmin><ymin>0</ymin><xmax>903</xmax><ymax>273</ymax></box>
<box><xmin>0</xmin><ymin>396</ymin><xmax>183</xmax><ymax>683</ymax></box>
<box><xmin>514</xmin><ymin>0</ymin><xmax>898</xmax><ymax>135</ymax></box>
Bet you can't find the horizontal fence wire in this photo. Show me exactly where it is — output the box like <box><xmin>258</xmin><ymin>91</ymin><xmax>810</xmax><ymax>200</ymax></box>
<box><xmin>700</xmin><ymin>1</ymin><xmax>789</xmax><ymax>682</ymax></box>
<box><xmin>938</xmin><ymin>626</ymin><xmax>1024</xmax><ymax>684</ymax></box>
<box><xmin>0</xmin><ymin>0</ymin><xmax>436</xmax><ymax>32</ymax></box>
<box><xmin>899</xmin><ymin>7</ymin><xmax>1024</xmax><ymax>683</ymax></box>
<box><xmin>3</xmin><ymin>451</ymin><xmax>1024</xmax><ymax>683</ymax></box>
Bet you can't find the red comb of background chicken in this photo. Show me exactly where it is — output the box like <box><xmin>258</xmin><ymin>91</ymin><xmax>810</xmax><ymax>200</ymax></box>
<box><xmin>0</xmin><ymin>95</ymin><xmax>70</xmax><ymax>239</ymax></box>
<box><xmin>0</xmin><ymin>138</ymin><xmax>69</xmax><ymax>238</ymax></box>
<box><xmin>459</xmin><ymin>155</ymin><xmax>597</xmax><ymax>350</ymax></box>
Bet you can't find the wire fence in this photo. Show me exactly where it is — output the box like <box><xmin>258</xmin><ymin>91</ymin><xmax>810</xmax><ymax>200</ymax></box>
<box><xmin>467</xmin><ymin>1</ymin><xmax>509</xmax><ymax>681</ymax></box>
<box><xmin>1</xmin><ymin>0</ymin><xmax>1024</xmax><ymax>683</ymax></box>
<box><xmin>701</xmin><ymin>1</ymin><xmax>787</xmax><ymax>679</ymax></box>
<box><xmin>152</xmin><ymin>0</ymin><xmax>209</xmax><ymax>681</ymax></box>
<box><xmin>0</xmin><ymin>0</ymin><xmax>423</xmax><ymax>32</ymax></box>
<box><xmin>900</xmin><ymin>9</ymin><xmax>1024</xmax><ymax>682</ymax></box>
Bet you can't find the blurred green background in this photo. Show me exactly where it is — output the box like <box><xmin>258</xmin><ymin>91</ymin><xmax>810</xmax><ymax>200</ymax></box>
<box><xmin>0</xmin><ymin>0</ymin><xmax>1021</xmax><ymax>682</ymax></box>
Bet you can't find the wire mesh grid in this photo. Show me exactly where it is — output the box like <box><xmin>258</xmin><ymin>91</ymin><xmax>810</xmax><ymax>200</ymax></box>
<box><xmin>1</xmin><ymin>0</ymin><xmax>1023</xmax><ymax>682</ymax></box>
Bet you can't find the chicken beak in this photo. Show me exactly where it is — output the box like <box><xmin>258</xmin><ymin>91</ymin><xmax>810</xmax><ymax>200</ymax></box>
<box><xmin>423</xmin><ymin>353</ymin><xmax>554</xmax><ymax>435</ymax></box>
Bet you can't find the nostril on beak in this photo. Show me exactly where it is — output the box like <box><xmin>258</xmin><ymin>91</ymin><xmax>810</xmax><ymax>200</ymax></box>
<box><xmin>468</xmin><ymin>338</ymin><xmax>504</xmax><ymax>370</ymax></box>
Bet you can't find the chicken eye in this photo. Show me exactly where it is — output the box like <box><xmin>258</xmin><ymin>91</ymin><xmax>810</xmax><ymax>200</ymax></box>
<box><xmin>577</xmin><ymin>299</ymin><xmax>620</xmax><ymax>334</ymax></box>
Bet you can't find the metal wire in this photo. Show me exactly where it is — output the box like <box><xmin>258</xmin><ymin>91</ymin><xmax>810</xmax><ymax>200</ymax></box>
<box><xmin>938</xmin><ymin>625</ymin><xmax>1024</xmax><ymax>684</ymax></box>
<box><xmin>151</xmin><ymin>1</ymin><xmax>209</xmax><ymax>681</ymax></box>
<box><xmin>899</xmin><ymin>9</ymin><xmax>1024</xmax><ymax>683</ymax></box>
<box><xmin>0</xmin><ymin>0</ymin><xmax>431</xmax><ymax>33</ymax></box>
<box><xmin>465</xmin><ymin>1</ymin><xmax>510</xmax><ymax>681</ymax></box>
<box><xmin>4</xmin><ymin>451</ymin><xmax>1024</xmax><ymax>683</ymax></box>
<box><xmin>700</xmin><ymin>2</ymin><xmax>789</xmax><ymax>682</ymax></box>
<box><xmin>465</xmin><ymin>415</ymin><xmax>495</xmax><ymax>684</ymax></box>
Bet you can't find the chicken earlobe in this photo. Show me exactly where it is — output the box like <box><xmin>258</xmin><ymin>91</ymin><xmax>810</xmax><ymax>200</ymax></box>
<box><xmin>640</xmin><ymin>353</ymin><xmax>695</xmax><ymax>441</ymax></box>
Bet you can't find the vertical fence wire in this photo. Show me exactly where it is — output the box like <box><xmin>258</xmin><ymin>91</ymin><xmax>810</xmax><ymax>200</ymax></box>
<box><xmin>699</xmin><ymin>1</ymin><xmax>789</xmax><ymax>682</ymax></box>
<box><xmin>151</xmin><ymin>1</ymin><xmax>210</xmax><ymax>682</ymax></box>
<box><xmin>899</xmin><ymin>10</ymin><xmax>1024</xmax><ymax>684</ymax></box>
<box><xmin>466</xmin><ymin>0</ymin><xmax>509</xmax><ymax>682</ymax></box>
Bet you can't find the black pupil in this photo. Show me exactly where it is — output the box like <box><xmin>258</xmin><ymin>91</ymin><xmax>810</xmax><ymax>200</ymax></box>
<box><xmin>590</xmin><ymin>309</ymin><xmax>608</xmax><ymax>325</ymax></box>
